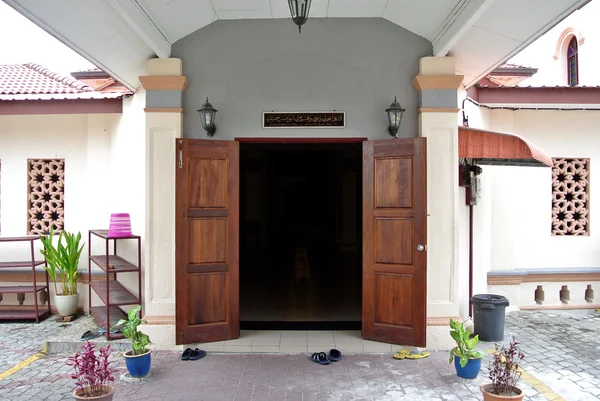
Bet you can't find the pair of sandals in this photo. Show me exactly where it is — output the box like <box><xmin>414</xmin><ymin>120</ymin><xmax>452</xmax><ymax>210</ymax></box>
<box><xmin>311</xmin><ymin>349</ymin><xmax>342</xmax><ymax>365</ymax></box>
<box><xmin>393</xmin><ymin>349</ymin><xmax>430</xmax><ymax>360</ymax></box>
<box><xmin>80</xmin><ymin>327</ymin><xmax>121</xmax><ymax>341</ymax></box>
<box><xmin>181</xmin><ymin>348</ymin><xmax>206</xmax><ymax>361</ymax></box>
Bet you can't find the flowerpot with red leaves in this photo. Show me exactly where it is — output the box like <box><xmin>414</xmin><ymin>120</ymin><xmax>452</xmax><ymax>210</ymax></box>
<box><xmin>481</xmin><ymin>336</ymin><xmax>525</xmax><ymax>401</ymax></box>
<box><xmin>72</xmin><ymin>385</ymin><xmax>115</xmax><ymax>401</ymax></box>
<box><xmin>67</xmin><ymin>341</ymin><xmax>117</xmax><ymax>400</ymax></box>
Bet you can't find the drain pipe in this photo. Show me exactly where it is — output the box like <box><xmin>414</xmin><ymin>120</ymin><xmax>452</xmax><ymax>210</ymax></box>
<box><xmin>469</xmin><ymin>203</ymin><xmax>473</xmax><ymax>317</ymax></box>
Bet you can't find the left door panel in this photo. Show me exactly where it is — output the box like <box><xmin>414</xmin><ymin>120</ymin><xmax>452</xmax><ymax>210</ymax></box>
<box><xmin>175</xmin><ymin>138</ymin><xmax>240</xmax><ymax>344</ymax></box>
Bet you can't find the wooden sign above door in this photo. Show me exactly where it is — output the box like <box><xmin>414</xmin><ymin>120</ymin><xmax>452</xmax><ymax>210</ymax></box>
<box><xmin>263</xmin><ymin>111</ymin><xmax>345</xmax><ymax>128</ymax></box>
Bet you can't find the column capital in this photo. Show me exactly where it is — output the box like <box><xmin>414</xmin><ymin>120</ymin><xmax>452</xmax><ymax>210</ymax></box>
<box><xmin>412</xmin><ymin>75</ymin><xmax>464</xmax><ymax>92</ymax></box>
<box><xmin>141</xmin><ymin>58</ymin><xmax>187</xmax><ymax>113</ymax></box>
<box><xmin>139</xmin><ymin>76</ymin><xmax>188</xmax><ymax>91</ymax></box>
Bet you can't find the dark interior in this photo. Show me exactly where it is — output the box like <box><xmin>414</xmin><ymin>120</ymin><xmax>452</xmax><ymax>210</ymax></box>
<box><xmin>239</xmin><ymin>142</ymin><xmax>362</xmax><ymax>330</ymax></box>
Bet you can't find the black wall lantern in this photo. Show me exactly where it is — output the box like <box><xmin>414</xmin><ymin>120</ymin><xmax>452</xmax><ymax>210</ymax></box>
<box><xmin>197</xmin><ymin>97</ymin><xmax>217</xmax><ymax>137</ymax></box>
<box><xmin>288</xmin><ymin>0</ymin><xmax>312</xmax><ymax>33</ymax></box>
<box><xmin>386</xmin><ymin>96</ymin><xmax>405</xmax><ymax>138</ymax></box>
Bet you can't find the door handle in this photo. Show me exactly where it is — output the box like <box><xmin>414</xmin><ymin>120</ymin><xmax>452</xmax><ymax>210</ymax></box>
<box><xmin>416</xmin><ymin>244</ymin><xmax>427</xmax><ymax>252</ymax></box>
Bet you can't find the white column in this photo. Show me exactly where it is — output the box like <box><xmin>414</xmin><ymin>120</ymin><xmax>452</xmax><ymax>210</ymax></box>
<box><xmin>413</xmin><ymin>57</ymin><xmax>464</xmax><ymax>349</ymax></box>
<box><xmin>139</xmin><ymin>58</ymin><xmax>185</xmax><ymax>349</ymax></box>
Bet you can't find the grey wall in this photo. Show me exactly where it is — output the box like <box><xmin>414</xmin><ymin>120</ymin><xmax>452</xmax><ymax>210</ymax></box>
<box><xmin>172</xmin><ymin>18</ymin><xmax>432</xmax><ymax>140</ymax></box>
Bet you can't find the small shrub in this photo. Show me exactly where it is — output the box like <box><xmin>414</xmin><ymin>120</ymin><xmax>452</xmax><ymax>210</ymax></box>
<box><xmin>448</xmin><ymin>318</ymin><xmax>484</xmax><ymax>367</ymax></box>
<box><xmin>488</xmin><ymin>336</ymin><xmax>525</xmax><ymax>396</ymax></box>
<box><xmin>66</xmin><ymin>341</ymin><xmax>117</xmax><ymax>397</ymax></box>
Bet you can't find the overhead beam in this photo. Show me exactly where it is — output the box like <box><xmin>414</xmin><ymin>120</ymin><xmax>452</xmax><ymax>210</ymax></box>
<box><xmin>463</xmin><ymin>0</ymin><xmax>591</xmax><ymax>88</ymax></box>
<box><xmin>432</xmin><ymin>0</ymin><xmax>496</xmax><ymax>57</ymax></box>
<box><xmin>107</xmin><ymin>0</ymin><xmax>171</xmax><ymax>59</ymax></box>
<box><xmin>3</xmin><ymin>0</ymin><xmax>140</xmax><ymax>91</ymax></box>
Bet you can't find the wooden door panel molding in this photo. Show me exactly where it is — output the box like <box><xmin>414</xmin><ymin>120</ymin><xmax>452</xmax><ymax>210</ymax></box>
<box><xmin>375</xmin><ymin>273</ymin><xmax>413</xmax><ymax>326</ymax></box>
<box><xmin>374</xmin><ymin>157</ymin><xmax>413</xmax><ymax>209</ymax></box>
<box><xmin>189</xmin><ymin>219</ymin><xmax>227</xmax><ymax>264</ymax></box>
<box><xmin>362</xmin><ymin>137</ymin><xmax>427</xmax><ymax>347</ymax></box>
<box><xmin>176</xmin><ymin>138</ymin><xmax>240</xmax><ymax>345</ymax></box>
<box><xmin>190</xmin><ymin>159</ymin><xmax>229</xmax><ymax>209</ymax></box>
<box><xmin>375</xmin><ymin>218</ymin><xmax>414</xmax><ymax>265</ymax></box>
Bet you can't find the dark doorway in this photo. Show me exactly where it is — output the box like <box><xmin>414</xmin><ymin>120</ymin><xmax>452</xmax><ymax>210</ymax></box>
<box><xmin>239</xmin><ymin>142</ymin><xmax>362</xmax><ymax>330</ymax></box>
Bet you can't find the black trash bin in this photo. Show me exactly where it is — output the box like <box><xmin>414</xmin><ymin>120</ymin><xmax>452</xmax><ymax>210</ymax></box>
<box><xmin>470</xmin><ymin>294</ymin><xmax>509</xmax><ymax>342</ymax></box>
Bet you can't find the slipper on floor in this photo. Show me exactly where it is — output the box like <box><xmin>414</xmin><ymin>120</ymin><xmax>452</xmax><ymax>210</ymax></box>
<box><xmin>329</xmin><ymin>349</ymin><xmax>342</xmax><ymax>362</ymax></box>
<box><xmin>181</xmin><ymin>348</ymin><xmax>193</xmax><ymax>360</ymax></box>
<box><xmin>80</xmin><ymin>330</ymin><xmax>101</xmax><ymax>341</ymax></box>
<box><xmin>393</xmin><ymin>350</ymin><xmax>410</xmax><ymax>360</ymax></box>
<box><xmin>404</xmin><ymin>350</ymin><xmax>430</xmax><ymax>359</ymax></box>
<box><xmin>190</xmin><ymin>348</ymin><xmax>207</xmax><ymax>361</ymax></box>
<box><xmin>311</xmin><ymin>352</ymin><xmax>331</xmax><ymax>365</ymax></box>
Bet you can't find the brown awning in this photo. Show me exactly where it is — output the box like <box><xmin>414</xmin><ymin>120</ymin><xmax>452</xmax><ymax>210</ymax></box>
<box><xmin>458</xmin><ymin>126</ymin><xmax>553</xmax><ymax>167</ymax></box>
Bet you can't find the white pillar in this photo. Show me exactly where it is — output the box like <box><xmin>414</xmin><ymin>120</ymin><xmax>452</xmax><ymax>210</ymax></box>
<box><xmin>139</xmin><ymin>58</ymin><xmax>186</xmax><ymax>349</ymax></box>
<box><xmin>413</xmin><ymin>57</ymin><xmax>464</xmax><ymax>349</ymax></box>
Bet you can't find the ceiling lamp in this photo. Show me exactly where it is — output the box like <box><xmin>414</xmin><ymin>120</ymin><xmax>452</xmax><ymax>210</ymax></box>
<box><xmin>288</xmin><ymin>0</ymin><xmax>312</xmax><ymax>33</ymax></box>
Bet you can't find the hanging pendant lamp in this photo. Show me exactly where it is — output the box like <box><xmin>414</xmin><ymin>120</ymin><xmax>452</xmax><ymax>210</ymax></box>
<box><xmin>288</xmin><ymin>0</ymin><xmax>312</xmax><ymax>33</ymax></box>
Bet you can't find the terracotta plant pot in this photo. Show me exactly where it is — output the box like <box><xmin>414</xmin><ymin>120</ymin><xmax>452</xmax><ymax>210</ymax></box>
<box><xmin>55</xmin><ymin>293</ymin><xmax>79</xmax><ymax>317</ymax></box>
<box><xmin>481</xmin><ymin>384</ymin><xmax>525</xmax><ymax>401</ymax></box>
<box><xmin>72</xmin><ymin>385</ymin><xmax>114</xmax><ymax>400</ymax></box>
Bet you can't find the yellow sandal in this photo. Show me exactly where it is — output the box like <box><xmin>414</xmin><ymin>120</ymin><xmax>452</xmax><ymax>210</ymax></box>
<box><xmin>405</xmin><ymin>350</ymin><xmax>430</xmax><ymax>359</ymax></box>
<box><xmin>393</xmin><ymin>350</ymin><xmax>410</xmax><ymax>360</ymax></box>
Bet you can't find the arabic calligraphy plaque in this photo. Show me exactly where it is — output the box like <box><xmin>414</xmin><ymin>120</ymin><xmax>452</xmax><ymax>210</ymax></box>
<box><xmin>263</xmin><ymin>112</ymin><xmax>345</xmax><ymax>128</ymax></box>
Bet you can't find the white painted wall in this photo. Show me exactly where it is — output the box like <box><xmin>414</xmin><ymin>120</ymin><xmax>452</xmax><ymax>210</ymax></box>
<box><xmin>509</xmin><ymin>0</ymin><xmax>600</xmax><ymax>87</ymax></box>
<box><xmin>0</xmin><ymin>91</ymin><xmax>147</xmax><ymax>311</ymax></box>
<box><xmin>463</xmin><ymin>108</ymin><xmax>600</xmax><ymax>277</ymax></box>
<box><xmin>486</xmin><ymin>110</ymin><xmax>600</xmax><ymax>270</ymax></box>
<box><xmin>0</xmin><ymin>113</ymin><xmax>114</xmax><ymax>240</ymax></box>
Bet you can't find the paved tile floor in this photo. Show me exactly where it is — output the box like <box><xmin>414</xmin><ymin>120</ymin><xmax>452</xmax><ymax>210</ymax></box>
<box><xmin>0</xmin><ymin>309</ymin><xmax>599</xmax><ymax>400</ymax></box>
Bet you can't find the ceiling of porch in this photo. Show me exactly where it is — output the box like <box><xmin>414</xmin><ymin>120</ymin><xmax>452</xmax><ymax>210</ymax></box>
<box><xmin>4</xmin><ymin>0</ymin><xmax>589</xmax><ymax>91</ymax></box>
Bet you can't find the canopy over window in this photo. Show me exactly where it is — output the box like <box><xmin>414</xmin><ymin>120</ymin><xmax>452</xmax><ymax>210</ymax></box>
<box><xmin>458</xmin><ymin>127</ymin><xmax>553</xmax><ymax>167</ymax></box>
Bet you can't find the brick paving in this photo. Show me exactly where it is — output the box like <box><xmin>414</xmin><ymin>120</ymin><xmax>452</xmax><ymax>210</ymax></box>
<box><xmin>0</xmin><ymin>309</ymin><xmax>599</xmax><ymax>400</ymax></box>
<box><xmin>503</xmin><ymin>309</ymin><xmax>600</xmax><ymax>401</ymax></box>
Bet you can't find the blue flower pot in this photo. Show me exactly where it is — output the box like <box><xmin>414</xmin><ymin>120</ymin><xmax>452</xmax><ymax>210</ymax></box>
<box><xmin>454</xmin><ymin>355</ymin><xmax>482</xmax><ymax>379</ymax></box>
<box><xmin>124</xmin><ymin>350</ymin><xmax>151</xmax><ymax>378</ymax></box>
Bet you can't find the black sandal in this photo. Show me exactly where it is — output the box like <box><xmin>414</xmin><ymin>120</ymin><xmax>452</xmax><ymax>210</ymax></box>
<box><xmin>329</xmin><ymin>349</ymin><xmax>342</xmax><ymax>362</ymax></box>
<box><xmin>311</xmin><ymin>352</ymin><xmax>331</xmax><ymax>365</ymax></box>
<box><xmin>181</xmin><ymin>348</ymin><xmax>193</xmax><ymax>360</ymax></box>
<box><xmin>190</xmin><ymin>348</ymin><xmax>206</xmax><ymax>360</ymax></box>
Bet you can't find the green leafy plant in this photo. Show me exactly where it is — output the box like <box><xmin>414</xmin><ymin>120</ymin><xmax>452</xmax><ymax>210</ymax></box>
<box><xmin>112</xmin><ymin>305</ymin><xmax>151</xmax><ymax>355</ymax></box>
<box><xmin>39</xmin><ymin>229</ymin><xmax>83</xmax><ymax>296</ymax></box>
<box><xmin>448</xmin><ymin>318</ymin><xmax>484</xmax><ymax>367</ymax></box>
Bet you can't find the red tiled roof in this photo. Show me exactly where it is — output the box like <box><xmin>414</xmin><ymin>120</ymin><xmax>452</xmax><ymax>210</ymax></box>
<box><xmin>0</xmin><ymin>63</ymin><xmax>92</xmax><ymax>95</ymax></box>
<box><xmin>0</xmin><ymin>63</ymin><xmax>132</xmax><ymax>101</ymax></box>
<box><xmin>459</xmin><ymin>126</ymin><xmax>553</xmax><ymax>168</ymax></box>
<box><xmin>497</xmin><ymin>63</ymin><xmax>533</xmax><ymax>69</ymax></box>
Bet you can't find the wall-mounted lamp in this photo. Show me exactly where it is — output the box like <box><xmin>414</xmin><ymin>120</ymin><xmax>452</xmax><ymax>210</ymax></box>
<box><xmin>197</xmin><ymin>97</ymin><xmax>217</xmax><ymax>137</ymax></box>
<box><xmin>386</xmin><ymin>96</ymin><xmax>405</xmax><ymax>138</ymax></box>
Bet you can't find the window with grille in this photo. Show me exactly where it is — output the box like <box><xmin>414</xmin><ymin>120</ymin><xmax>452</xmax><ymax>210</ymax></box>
<box><xmin>552</xmin><ymin>158</ymin><xmax>589</xmax><ymax>236</ymax></box>
<box><xmin>27</xmin><ymin>159</ymin><xmax>65</xmax><ymax>235</ymax></box>
<box><xmin>567</xmin><ymin>37</ymin><xmax>578</xmax><ymax>86</ymax></box>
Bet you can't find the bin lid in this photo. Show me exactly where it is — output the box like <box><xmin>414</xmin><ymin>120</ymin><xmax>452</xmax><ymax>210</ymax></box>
<box><xmin>471</xmin><ymin>294</ymin><xmax>509</xmax><ymax>306</ymax></box>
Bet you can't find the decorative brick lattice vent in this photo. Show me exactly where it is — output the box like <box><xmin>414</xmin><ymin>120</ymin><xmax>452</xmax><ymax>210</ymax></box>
<box><xmin>552</xmin><ymin>158</ymin><xmax>589</xmax><ymax>236</ymax></box>
<box><xmin>27</xmin><ymin>159</ymin><xmax>65</xmax><ymax>235</ymax></box>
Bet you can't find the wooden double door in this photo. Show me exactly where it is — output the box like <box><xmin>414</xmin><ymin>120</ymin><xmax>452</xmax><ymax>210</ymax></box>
<box><xmin>175</xmin><ymin>138</ymin><xmax>427</xmax><ymax>346</ymax></box>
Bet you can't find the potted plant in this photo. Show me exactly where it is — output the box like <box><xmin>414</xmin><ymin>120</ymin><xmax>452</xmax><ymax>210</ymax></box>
<box><xmin>481</xmin><ymin>336</ymin><xmax>526</xmax><ymax>400</ymax></box>
<box><xmin>112</xmin><ymin>305</ymin><xmax>152</xmax><ymax>378</ymax></box>
<box><xmin>67</xmin><ymin>341</ymin><xmax>117</xmax><ymax>400</ymax></box>
<box><xmin>39</xmin><ymin>229</ymin><xmax>84</xmax><ymax>317</ymax></box>
<box><xmin>448</xmin><ymin>318</ymin><xmax>485</xmax><ymax>379</ymax></box>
